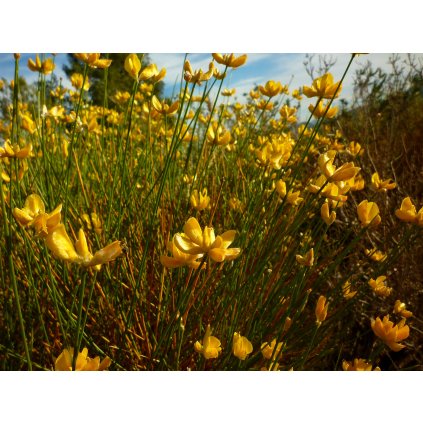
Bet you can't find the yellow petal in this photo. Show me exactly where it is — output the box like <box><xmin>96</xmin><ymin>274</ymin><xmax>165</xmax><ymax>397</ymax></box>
<box><xmin>45</xmin><ymin>224</ymin><xmax>80</xmax><ymax>262</ymax></box>
<box><xmin>88</xmin><ymin>241</ymin><xmax>123</xmax><ymax>267</ymax></box>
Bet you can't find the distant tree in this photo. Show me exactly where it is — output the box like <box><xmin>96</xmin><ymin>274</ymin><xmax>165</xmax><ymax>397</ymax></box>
<box><xmin>0</xmin><ymin>77</ymin><xmax>37</xmax><ymax>121</ymax></box>
<box><xmin>63</xmin><ymin>53</ymin><xmax>163</xmax><ymax>106</ymax></box>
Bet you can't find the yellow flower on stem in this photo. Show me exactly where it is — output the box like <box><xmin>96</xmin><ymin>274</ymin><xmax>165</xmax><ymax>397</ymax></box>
<box><xmin>74</xmin><ymin>53</ymin><xmax>112</xmax><ymax>69</ymax></box>
<box><xmin>206</xmin><ymin>122</ymin><xmax>231</xmax><ymax>146</ymax></box>
<box><xmin>393</xmin><ymin>300</ymin><xmax>413</xmax><ymax>319</ymax></box>
<box><xmin>308</xmin><ymin>100</ymin><xmax>338</xmax><ymax>119</ymax></box>
<box><xmin>174</xmin><ymin>217</ymin><xmax>240</xmax><ymax>262</ymax></box>
<box><xmin>286</xmin><ymin>190</ymin><xmax>303</xmax><ymax>206</ymax></box>
<box><xmin>82</xmin><ymin>212</ymin><xmax>102</xmax><ymax>235</ymax></box>
<box><xmin>364</xmin><ymin>248</ymin><xmax>387</xmax><ymax>262</ymax></box>
<box><xmin>233</xmin><ymin>332</ymin><xmax>253</xmax><ymax>360</ymax></box>
<box><xmin>151</xmin><ymin>95</ymin><xmax>179</xmax><ymax>116</ymax></box>
<box><xmin>54</xmin><ymin>347</ymin><xmax>111</xmax><ymax>371</ymax></box>
<box><xmin>371</xmin><ymin>315</ymin><xmax>410</xmax><ymax>352</ymax></box>
<box><xmin>275</xmin><ymin>179</ymin><xmax>287</xmax><ymax>198</ymax></box>
<box><xmin>212</xmin><ymin>53</ymin><xmax>247</xmax><ymax>68</ymax></box>
<box><xmin>27</xmin><ymin>55</ymin><xmax>55</xmax><ymax>75</ymax></box>
<box><xmin>279</xmin><ymin>105</ymin><xmax>297</xmax><ymax>124</ymax></box>
<box><xmin>45</xmin><ymin>224</ymin><xmax>122</xmax><ymax>269</ymax></box>
<box><xmin>70</xmin><ymin>73</ymin><xmax>90</xmax><ymax>91</ymax></box>
<box><xmin>296</xmin><ymin>248</ymin><xmax>314</xmax><ymax>267</ymax></box>
<box><xmin>315</xmin><ymin>295</ymin><xmax>329</xmax><ymax>325</ymax></box>
<box><xmin>160</xmin><ymin>235</ymin><xmax>204</xmax><ymax>269</ymax></box>
<box><xmin>13</xmin><ymin>194</ymin><xmax>62</xmax><ymax>238</ymax></box>
<box><xmin>321</xmin><ymin>202</ymin><xmax>336</xmax><ymax>225</ymax></box>
<box><xmin>318</xmin><ymin>150</ymin><xmax>360</xmax><ymax>182</ymax></box>
<box><xmin>346</xmin><ymin>141</ymin><xmax>364</xmax><ymax>157</ymax></box>
<box><xmin>139</xmin><ymin>63</ymin><xmax>166</xmax><ymax>83</ymax></box>
<box><xmin>222</xmin><ymin>88</ymin><xmax>236</xmax><ymax>97</ymax></box>
<box><xmin>194</xmin><ymin>325</ymin><xmax>222</xmax><ymax>359</ymax></box>
<box><xmin>259</xmin><ymin>81</ymin><xmax>284</xmax><ymax>98</ymax></box>
<box><xmin>342</xmin><ymin>358</ymin><xmax>380</xmax><ymax>371</ymax></box>
<box><xmin>183</xmin><ymin>60</ymin><xmax>215</xmax><ymax>84</ymax></box>
<box><xmin>395</xmin><ymin>197</ymin><xmax>422</xmax><ymax>225</ymax></box>
<box><xmin>20</xmin><ymin>114</ymin><xmax>37</xmax><ymax>134</ymax></box>
<box><xmin>357</xmin><ymin>200</ymin><xmax>381</xmax><ymax>227</ymax></box>
<box><xmin>342</xmin><ymin>281</ymin><xmax>357</xmax><ymax>300</ymax></box>
<box><xmin>124</xmin><ymin>53</ymin><xmax>141</xmax><ymax>80</ymax></box>
<box><xmin>370</xmin><ymin>172</ymin><xmax>396</xmax><ymax>192</ymax></box>
<box><xmin>303</xmin><ymin>73</ymin><xmax>342</xmax><ymax>99</ymax></box>
<box><xmin>368</xmin><ymin>275</ymin><xmax>391</xmax><ymax>297</ymax></box>
<box><xmin>190</xmin><ymin>188</ymin><xmax>210</xmax><ymax>211</ymax></box>
<box><xmin>261</xmin><ymin>339</ymin><xmax>283</xmax><ymax>360</ymax></box>
<box><xmin>0</xmin><ymin>140</ymin><xmax>32</xmax><ymax>159</ymax></box>
<box><xmin>27</xmin><ymin>54</ymin><xmax>42</xmax><ymax>72</ymax></box>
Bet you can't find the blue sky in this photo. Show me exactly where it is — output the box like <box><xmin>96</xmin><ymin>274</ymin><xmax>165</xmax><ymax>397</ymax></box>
<box><xmin>1</xmin><ymin>53</ymin><xmax>422</xmax><ymax>119</ymax></box>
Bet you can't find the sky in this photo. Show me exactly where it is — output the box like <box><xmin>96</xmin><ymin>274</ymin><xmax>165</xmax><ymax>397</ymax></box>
<box><xmin>1</xmin><ymin>53</ymin><xmax>422</xmax><ymax>120</ymax></box>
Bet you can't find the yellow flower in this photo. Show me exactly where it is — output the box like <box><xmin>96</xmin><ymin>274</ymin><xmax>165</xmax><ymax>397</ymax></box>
<box><xmin>233</xmin><ymin>332</ymin><xmax>253</xmax><ymax>360</ymax></box>
<box><xmin>308</xmin><ymin>100</ymin><xmax>338</xmax><ymax>119</ymax></box>
<box><xmin>309</xmin><ymin>176</ymin><xmax>348</xmax><ymax>204</ymax></box>
<box><xmin>151</xmin><ymin>95</ymin><xmax>179</xmax><ymax>116</ymax></box>
<box><xmin>346</xmin><ymin>141</ymin><xmax>364</xmax><ymax>157</ymax></box>
<box><xmin>303</xmin><ymin>73</ymin><xmax>342</xmax><ymax>99</ymax></box>
<box><xmin>261</xmin><ymin>339</ymin><xmax>283</xmax><ymax>360</ymax></box>
<box><xmin>160</xmin><ymin>235</ymin><xmax>204</xmax><ymax>269</ymax></box>
<box><xmin>321</xmin><ymin>202</ymin><xmax>336</xmax><ymax>225</ymax></box>
<box><xmin>286</xmin><ymin>190</ymin><xmax>303</xmax><ymax>206</ymax></box>
<box><xmin>70</xmin><ymin>73</ymin><xmax>90</xmax><ymax>91</ymax></box>
<box><xmin>194</xmin><ymin>324</ymin><xmax>222</xmax><ymax>359</ymax></box>
<box><xmin>27</xmin><ymin>54</ymin><xmax>42</xmax><ymax>72</ymax></box>
<box><xmin>45</xmin><ymin>224</ymin><xmax>122</xmax><ymax>268</ymax></box>
<box><xmin>364</xmin><ymin>248</ymin><xmax>387</xmax><ymax>262</ymax></box>
<box><xmin>124</xmin><ymin>53</ymin><xmax>142</xmax><ymax>80</ymax></box>
<box><xmin>368</xmin><ymin>276</ymin><xmax>391</xmax><ymax>297</ymax></box>
<box><xmin>41</xmin><ymin>58</ymin><xmax>55</xmax><ymax>75</ymax></box>
<box><xmin>318</xmin><ymin>150</ymin><xmax>360</xmax><ymax>182</ymax></box>
<box><xmin>183</xmin><ymin>60</ymin><xmax>215</xmax><ymax>84</ymax></box>
<box><xmin>27</xmin><ymin>55</ymin><xmax>55</xmax><ymax>75</ymax></box>
<box><xmin>395</xmin><ymin>197</ymin><xmax>422</xmax><ymax>224</ymax></box>
<box><xmin>393</xmin><ymin>300</ymin><xmax>413</xmax><ymax>319</ymax></box>
<box><xmin>206</xmin><ymin>122</ymin><xmax>231</xmax><ymax>146</ymax></box>
<box><xmin>296</xmin><ymin>248</ymin><xmax>314</xmax><ymax>267</ymax></box>
<box><xmin>275</xmin><ymin>180</ymin><xmax>287</xmax><ymax>198</ymax></box>
<box><xmin>357</xmin><ymin>200</ymin><xmax>381</xmax><ymax>227</ymax></box>
<box><xmin>346</xmin><ymin>174</ymin><xmax>365</xmax><ymax>191</ymax></box>
<box><xmin>342</xmin><ymin>359</ymin><xmax>380</xmax><ymax>371</ymax></box>
<box><xmin>54</xmin><ymin>347</ymin><xmax>111</xmax><ymax>371</ymax></box>
<box><xmin>279</xmin><ymin>105</ymin><xmax>297</xmax><ymax>124</ymax></box>
<box><xmin>249</xmin><ymin>89</ymin><xmax>260</xmax><ymax>100</ymax></box>
<box><xmin>222</xmin><ymin>88</ymin><xmax>236</xmax><ymax>97</ymax></box>
<box><xmin>256</xmin><ymin>99</ymin><xmax>273</xmax><ymax>111</ymax></box>
<box><xmin>259</xmin><ymin>80</ymin><xmax>284</xmax><ymax>98</ymax></box>
<box><xmin>82</xmin><ymin>212</ymin><xmax>102</xmax><ymax>235</ymax></box>
<box><xmin>0</xmin><ymin>140</ymin><xmax>32</xmax><ymax>159</ymax></box>
<box><xmin>174</xmin><ymin>217</ymin><xmax>240</xmax><ymax>262</ymax></box>
<box><xmin>291</xmin><ymin>88</ymin><xmax>302</xmax><ymax>100</ymax></box>
<box><xmin>13</xmin><ymin>194</ymin><xmax>62</xmax><ymax>238</ymax></box>
<box><xmin>315</xmin><ymin>295</ymin><xmax>329</xmax><ymax>325</ymax></box>
<box><xmin>212</xmin><ymin>53</ymin><xmax>247</xmax><ymax>69</ymax></box>
<box><xmin>190</xmin><ymin>188</ymin><xmax>210</xmax><ymax>211</ymax></box>
<box><xmin>139</xmin><ymin>63</ymin><xmax>166</xmax><ymax>83</ymax></box>
<box><xmin>20</xmin><ymin>115</ymin><xmax>37</xmax><ymax>134</ymax></box>
<box><xmin>342</xmin><ymin>281</ymin><xmax>357</xmax><ymax>300</ymax></box>
<box><xmin>371</xmin><ymin>315</ymin><xmax>409</xmax><ymax>352</ymax></box>
<box><xmin>74</xmin><ymin>53</ymin><xmax>112</xmax><ymax>69</ymax></box>
<box><xmin>370</xmin><ymin>172</ymin><xmax>396</xmax><ymax>192</ymax></box>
